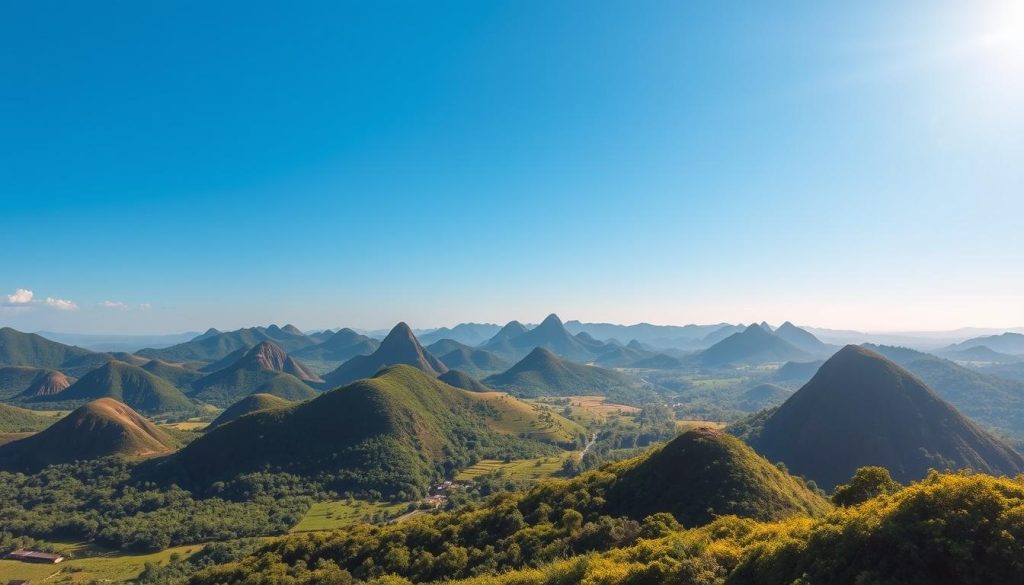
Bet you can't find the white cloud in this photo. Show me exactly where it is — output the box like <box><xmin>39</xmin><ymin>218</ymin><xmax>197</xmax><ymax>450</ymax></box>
<box><xmin>45</xmin><ymin>297</ymin><xmax>78</xmax><ymax>311</ymax></box>
<box><xmin>99</xmin><ymin>300</ymin><xmax>129</xmax><ymax>309</ymax></box>
<box><xmin>6</xmin><ymin>289</ymin><xmax>33</xmax><ymax>304</ymax></box>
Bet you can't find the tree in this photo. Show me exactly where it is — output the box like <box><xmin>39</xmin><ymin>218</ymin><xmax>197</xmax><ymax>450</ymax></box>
<box><xmin>832</xmin><ymin>466</ymin><xmax>901</xmax><ymax>506</ymax></box>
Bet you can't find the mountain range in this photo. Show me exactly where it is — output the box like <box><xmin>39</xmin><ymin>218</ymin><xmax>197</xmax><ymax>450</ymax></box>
<box><xmin>322</xmin><ymin>323</ymin><xmax>449</xmax><ymax>387</ymax></box>
<box><xmin>190</xmin><ymin>341</ymin><xmax>320</xmax><ymax>406</ymax></box>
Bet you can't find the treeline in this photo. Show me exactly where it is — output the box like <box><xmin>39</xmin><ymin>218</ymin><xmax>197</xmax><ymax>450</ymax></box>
<box><xmin>188</xmin><ymin>470</ymin><xmax>1024</xmax><ymax>585</ymax></box>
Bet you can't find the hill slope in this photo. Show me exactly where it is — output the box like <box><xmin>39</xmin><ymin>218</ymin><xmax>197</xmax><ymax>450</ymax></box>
<box><xmin>948</xmin><ymin>332</ymin><xmax>1024</xmax><ymax>355</ymax></box>
<box><xmin>205</xmin><ymin>393</ymin><xmax>292</xmax><ymax>431</ymax></box>
<box><xmin>137</xmin><ymin>325</ymin><xmax>315</xmax><ymax>362</ymax></box>
<box><xmin>773</xmin><ymin>321</ymin><xmax>831</xmax><ymax>355</ymax></box>
<box><xmin>438</xmin><ymin>369</ymin><xmax>492</xmax><ymax>392</ymax></box>
<box><xmin>141</xmin><ymin>359</ymin><xmax>205</xmax><ymax>387</ymax></box>
<box><xmin>190</xmin><ymin>342</ymin><xmax>319</xmax><ymax>406</ymax></box>
<box><xmin>744</xmin><ymin>345</ymin><xmax>1024</xmax><ymax>489</ymax></box>
<box><xmin>485</xmin><ymin>347</ymin><xmax>643</xmax><ymax>402</ymax></box>
<box><xmin>700</xmin><ymin>324</ymin><xmax>811</xmax><ymax>366</ymax></box>
<box><xmin>35</xmin><ymin>361</ymin><xmax>195</xmax><ymax>414</ymax></box>
<box><xmin>0</xmin><ymin>398</ymin><xmax>178</xmax><ymax>471</ymax></box>
<box><xmin>604</xmin><ymin>428</ymin><xmax>829</xmax><ymax>525</ymax></box>
<box><xmin>164</xmin><ymin>365</ymin><xmax>559</xmax><ymax>497</ymax></box>
<box><xmin>322</xmin><ymin>323</ymin><xmax>448</xmax><ymax>388</ymax></box>
<box><xmin>0</xmin><ymin>327</ymin><xmax>93</xmax><ymax>369</ymax></box>
<box><xmin>19</xmin><ymin>370</ymin><xmax>74</xmax><ymax>398</ymax></box>
<box><xmin>492</xmin><ymin>314</ymin><xmax>596</xmax><ymax>361</ymax></box>
<box><xmin>0</xmin><ymin>403</ymin><xmax>55</xmax><ymax>433</ymax></box>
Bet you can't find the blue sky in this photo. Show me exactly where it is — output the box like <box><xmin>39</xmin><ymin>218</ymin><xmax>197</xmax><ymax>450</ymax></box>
<box><xmin>2</xmin><ymin>1</ymin><xmax>1023</xmax><ymax>333</ymax></box>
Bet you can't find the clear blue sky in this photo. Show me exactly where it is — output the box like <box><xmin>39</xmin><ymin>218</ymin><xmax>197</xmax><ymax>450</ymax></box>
<box><xmin>2</xmin><ymin>1</ymin><xmax>1022</xmax><ymax>333</ymax></box>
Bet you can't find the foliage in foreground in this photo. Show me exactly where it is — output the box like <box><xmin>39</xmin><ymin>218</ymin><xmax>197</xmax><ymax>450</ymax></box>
<box><xmin>189</xmin><ymin>471</ymin><xmax>1024</xmax><ymax>585</ymax></box>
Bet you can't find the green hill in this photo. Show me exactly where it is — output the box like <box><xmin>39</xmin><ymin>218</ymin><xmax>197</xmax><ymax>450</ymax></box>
<box><xmin>0</xmin><ymin>398</ymin><xmax>178</xmax><ymax>471</ymax></box>
<box><xmin>322</xmin><ymin>322</ymin><xmax>448</xmax><ymax>388</ymax></box>
<box><xmin>773</xmin><ymin>321</ymin><xmax>831</xmax><ymax>355</ymax></box>
<box><xmin>0</xmin><ymin>327</ymin><xmax>93</xmax><ymax>369</ymax></box>
<box><xmin>164</xmin><ymin>365</ymin><xmax>559</xmax><ymax>498</ymax></box>
<box><xmin>478</xmin><ymin>320</ymin><xmax>530</xmax><ymax>356</ymax></box>
<box><xmin>436</xmin><ymin>346</ymin><xmax>509</xmax><ymax>376</ymax></box>
<box><xmin>483</xmin><ymin>314</ymin><xmax>595</xmax><ymax>362</ymax></box>
<box><xmin>0</xmin><ymin>403</ymin><xmax>55</xmax><ymax>433</ymax></box>
<box><xmin>743</xmin><ymin>345</ymin><xmax>1024</xmax><ymax>489</ymax></box>
<box><xmin>604</xmin><ymin>427</ymin><xmax>829</xmax><ymax>525</ymax></box>
<box><xmin>141</xmin><ymin>359</ymin><xmax>205</xmax><ymax>387</ymax></box>
<box><xmin>0</xmin><ymin>366</ymin><xmax>50</xmax><ymax>399</ymax></box>
<box><xmin>136</xmin><ymin>325</ymin><xmax>316</xmax><ymax>362</ymax></box>
<box><xmin>771</xmin><ymin>359</ymin><xmax>823</xmax><ymax>385</ymax></box>
<box><xmin>485</xmin><ymin>347</ymin><xmax>644</xmax><ymax>402</ymax></box>
<box><xmin>941</xmin><ymin>345</ymin><xmax>1019</xmax><ymax>363</ymax></box>
<box><xmin>438</xmin><ymin>369</ymin><xmax>492</xmax><ymax>392</ymax></box>
<box><xmin>34</xmin><ymin>361</ymin><xmax>195</xmax><ymax>414</ymax></box>
<box><xmin>418</xmin><ymin>323</ymin><xmax>502</xmax><ymax>346</ymax></box>
<box><xmin>699</xmin><ymin>324</ymin><xmax>811</xmax><ymax>366</ymax></box>
<box><xmin>18</xmin><ymin>370</ymin><xmax>74</xmax><ymax>398</ymax></box>
<box><xmin>948</xmin><ymin>332</ymin><xmax>1024</xmax><ymax>355</ymax></box>
<box><xmin>630</xmin><ymin>353</ymin><xmax>683</xmax><ymax>369</ymax></box>
<box><xmin>205</xmin><ymin>393</ymin><xmax>292</xmax><ymax>431</ymax></box>
<box><xmin>190</xmin><ymin>342</ymin><xmax>319</xmax><ymax>406</ymax></box>
<box><xmin>738</xmin><ymin>383</ymin><xmax>792</xmax><ymax>411</ymax></box>
<box><xmin>866</xmin><ymin>343</ymin><xmax>1024</xmax><ymax>439</ymax></box>
<box><xmin>292</xmin><ymin>328</ymin><xmax>379</xmax><ymax>363</ymax></box>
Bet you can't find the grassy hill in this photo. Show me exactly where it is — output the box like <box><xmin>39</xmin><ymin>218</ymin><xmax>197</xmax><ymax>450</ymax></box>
<box><xmin>0</xmin><ymin>402</ymin><xmax>56</xmax><ymax>432</ymax></box>
<box><xmin>604</xmin><ymin>427</ymin><xmax>829</xmax><ymax>525</ymax></box>
<box><xmin>436</xmin><ymin>346</ymin><xmax>509</xmax><ymax>376</ymax></box>
<box><xmin>771</xmin><ymin>359</ymin><xmax>823</xmax><ymax>385</ymax></box>
<box><xmin>190</xmin><ymin>343</ymin><xmax>320</xmax><ymax>406</ymax></box>
<box><xmin>485</xmin><ymin>347</ymin><xmax>645</xmax><ymax>403</ymax></box>
<box><xmin>866</xmin><ymin>343</ymin><xmax>1024</xmax><ymax>440</ymax></box>
<box><xmin>205</xmin><ymin>393</ymin><xmax>292</xmax><ymax>431</ymax></box>
<box><xmin>0</xmin><ymin>327</ymin><xmax>93</xmax><ymax>369</ymax></box>
<box><xmin>164</xmin><ymin>365</ymin><xmax>561</xmax><ymax>498</ymax></box>
<box><xmin>438</xmin><ymin>369</ymin><xmax>492</xmax><ymax>392</ymax></box>
<box><xmin>739</xmin><ymin>383</ymin><xmax>792</xmax><ymax>410</ymax></box>
<box><xmin>485</xmin><ymin>314</ymin><xmax>595</xmax><ymax>362</ymax></box>
<box><xmin>34</xmin><ymin>360</ymin><xmax>195</xmax><ymax>414</ymax></box>
<box><xmin>743</xmin><ymin>345</ymin><xmax>1024</xmax><ymax>489</ymax></box>
<box><xmin>18</xmin><ymin>370</ymin><xmax>74</xmax><ymax>398</ymax></box>
<box><xmin>142</xmin><ymin>358</ymin><xmax>205</xmax><ymax>387</ymax></box>
<box><xmin>699</xmin><ymin>324</ymin><xmax>811</xmax><ymax>366</ymax></box>
<box><xmin>0</xmin><ymin>365</ymin><xmax>50</xmax><ymax>398</ymax></box>
<box><xmin>292</xmin><ymin>328</ymin><xmax>379</xmax><ymax>363</ymax></box>
<box><xmin>0</xmin><ymin>398</ymin><xmax>178</xmax><ymax>471</ymax></box>
<box><xmin>322</xmin><ymin>322</ymin><xmax>448</xmax><ymax>388</ymax></box>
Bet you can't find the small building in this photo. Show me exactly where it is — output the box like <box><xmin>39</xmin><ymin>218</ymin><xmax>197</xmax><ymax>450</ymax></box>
<box><xmin>5</xmin><ymin>549</ymin><xmax>64</xmax><ymax>564</ymax></box>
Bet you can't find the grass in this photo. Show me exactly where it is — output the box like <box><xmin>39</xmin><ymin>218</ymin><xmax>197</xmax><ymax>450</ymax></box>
<box><xmin>0</xmin><ymin>542</ymin><xmax>203</xmax><ymax>584</ymax></box>
<box><xmin>469</xmin><ymin>392</ymin><xmax>585</xmax><ymax>445</ymax></box>
<box><xmin>162</xmin><ymin>420</ymin><xmax>209</xmax><ymax>431</ymax></box>
<box><xmin>455</xmin><ymin>454</ymin><xmax>573</xmax><ymax>482</ymax></box>
<box><xmin>291</xmin><ymin>499</ymin><xmax>408</xmax><ymax>532</ymax></box>
<box><xmin>676</xmin><ymin>419</ymin><xmax>727</xmax><ymax>431</ymax></box>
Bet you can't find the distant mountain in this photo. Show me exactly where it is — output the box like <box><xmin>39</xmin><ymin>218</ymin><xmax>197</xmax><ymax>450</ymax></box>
<box><xmin>205</xmin><ymin>393</ymin><xmax>292</xmax><ymax>432</ymax></box>
<box><xmin>0</xmin><ymin>327</ymin><xmax>93</xmax><ymax>369</ymax></box>
<box><xmin>60</xmin><ymin>351</ymin><xmax>150</xmax><ymax>377</ymax></box>
<box><xmin>162</xmin><ymin>365</ymin><xmax>563</xmax><ymax>497</ymax></box>
<box><xmin>137</xmin><ymin>325</ymin><xmax>316</xmax><ymax>363</ymax></box>
<box><xmin>699</xmin><ymin>324</ymin><xmax>811</xmax><ymax>366</ymax></box>
<box><xmin>864</xmin><ymin>344</ymin><xmax>1024</xmax><ymax>440</ymax></box>
<box><xmin>563</xmin><ymin>320</ymin><xmax>731</xmax><ymax>349</ymax></box>
<box><xmin>438</xmin><ymin>369</ymin><xmax>492</xmax><ymax>392</ymax></box>
<box><xmin>604</xmin><ymin>428</ymin><xmax>828</xmax><ymax>525</ymax></box>
<box><xmin>742</xmin><ymin>345</ymin><xmax>1024</xmax><ymax>489</ymax></box>
<box><xmin>0</xmin><ymin>398</ymin><xmax>178</xmax><ymax>471</ymax></box>
<box><xmin>940</xmin><ymin>345</ymin><xmax>1020</xmax><ymax>364</ymax></box>
<box><xmin>738</xmin><ymin>383</ymin><xmax>792</xmax><ymax>411</ymax></box>
<box><xmin>479</xmin><ymin>321</ymin><xmax>530</xmax><ymax>356</ymax></box>
<box><xmin>34</xmin><ymin>361</ymin><xmax>194</xmax><ymax>414</ymax></box>
<box><xmin>773</xmin><ymin>321</ymin><xmax>831</xmax><ymax>355</ymax></box>
<box><xmin>771</xmin><ymin>360</ymin><xmax>824</xmax><ymax>386</ymax></box>
<box><xmin>699</xmin><ymin>324</ymin><xmax>746</xmax><ymax>347</ymax></box>
<box><xmin>191</xmin><ymin>342</ymin><xmax>320</xmax><ymax>406</ymax></box>
<box><xmin>489</xmin><ymin>314</ymin><xmax>594</xmax><ymax>361</ymax></box>
<box><xmin>34</xmin><ymin>331</ymin><xmax>199</xmax><ymax>353</ymax></box>
<box><xmin>141</xmin><ymin>359</ymin><xmax>205</xmax><ymax>388</ymax></box>
<box><xmin>436</xmin><ymin>347</ymin><xmax>509</xmax><ymax>377</ymax></box>
<box><xmin>418</xmin><ymin>323</ymin><xmax>502</xmax><ymax>347</ymax></box>
<box><xmin>948</xmin><ymin>332</ymin><xmax>1024</xmax><ymax>355</ymax></box>
<box><xmin>0</xmin><ymin>366</ymin><xmax>50</xmax><ymax>399</ymax></box>
<box><xmin>0</xmin><ymin>403</ymin><xmax>55</xmax><ymax>433</ymax></box>
<box><xmin>485</xmin><ymin>347</ymin><xmax>641</xmax><ymax>400</ymax></box>
<box><xmin>322</xmin><ymin>323</ymin><xmax>448</xmax><ymax>388</ymax></box>
<box><xmin>293</xmin><ymin>328</ymin><xmax>380</xmax><ymax>363</ymax></box>
<box><xmin>19</xmin><ymin>370</ymin><xmax>74</xmax><ymax>398</ymax></box>
<box><xmin>630</xmin><ymin>353</ymin><xmax>684</xmax><ymax>369</ymax></box>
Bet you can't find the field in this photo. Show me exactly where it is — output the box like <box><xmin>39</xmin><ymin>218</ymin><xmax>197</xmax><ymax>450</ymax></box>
<box><xmin>455</xmin><ymin>454</ymin><xmax>573</xmax><ymax>482</ymax></box>
<box><xmin>290</xmin><ymin>499</ymin><xmax>408</xmax><ymax>532</ymax></box>
<box><xmin>162</xmin><ymin>420</ymin><xmax>209</xmax><ymax>431</ymax></box>
<box><xmin>0</xmin><ymin>432</ymin><xmax>32</xmax><ymax>446</ymax></box>
<box><xmin>676</xmin><ymin>419</ymin><xmax>727</xmax><ymax>431</ymax></box>
<box><xmin>0</xmin><ymin>542</ymin><xmax>202</xmax><ymax>583</ymax></box>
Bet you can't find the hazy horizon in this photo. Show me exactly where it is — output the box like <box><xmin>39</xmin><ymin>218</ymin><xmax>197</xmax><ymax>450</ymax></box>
<box><xmin>4</xmin><ymin>1</ymin><xmax>1023</xmax><ymax>334</ymax></box>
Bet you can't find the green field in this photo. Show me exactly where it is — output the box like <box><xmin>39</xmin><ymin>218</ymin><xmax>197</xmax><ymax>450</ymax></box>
<box><xmin>0</xmin><ymin>542</ymin><xmax>202</xmax><ymax>584</ymax></box>
<box><xmin>455</xmin><ymin>454</ymin><xmax>572</xmax><ymax>482</ymax></box>
<box><xmin>290</xmin><ymin>499</ymin><xmax>408</xmax><ymax>532</ymax></box>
